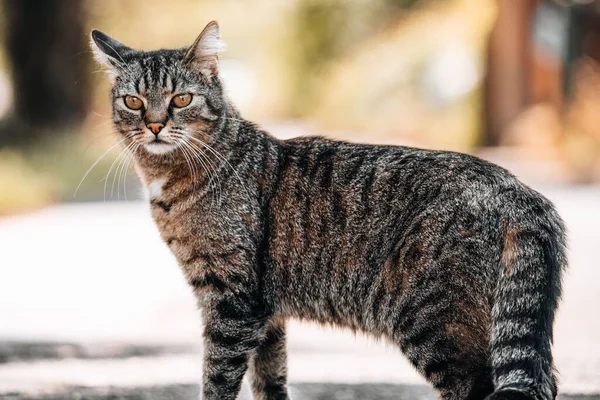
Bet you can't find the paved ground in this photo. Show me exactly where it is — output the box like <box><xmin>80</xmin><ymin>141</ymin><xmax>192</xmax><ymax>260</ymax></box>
<box><xmin>0</xmin><ymin>184</ymin><xmax>599</xmax><ymax>399</ymax></box>
<box><xmin>2</xmin><ymin>384</ymin><xmax>599</xmax><ymax>400</ymax></box>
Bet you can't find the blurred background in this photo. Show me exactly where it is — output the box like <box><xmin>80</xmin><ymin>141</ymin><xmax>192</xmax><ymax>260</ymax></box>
<box><xmin>0</xmin><ymin>0</ymin><xmax>599</xmax><ymax>399</ymax></box>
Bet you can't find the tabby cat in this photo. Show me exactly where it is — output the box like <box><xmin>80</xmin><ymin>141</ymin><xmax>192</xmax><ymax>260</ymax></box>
<box><xmin>91</xmin><ymin>21</ymin><xmax>567</xmax><ymax>400</ymax></box>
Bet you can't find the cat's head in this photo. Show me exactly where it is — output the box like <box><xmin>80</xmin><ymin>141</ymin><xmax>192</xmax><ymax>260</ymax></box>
<box><xmin>91</xmin><ymin>21</ymin><xmax>226</xmax><ymax>155</ymax></box>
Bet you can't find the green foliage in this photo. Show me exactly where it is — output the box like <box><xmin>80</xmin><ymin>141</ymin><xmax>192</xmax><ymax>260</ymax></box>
<box><xmin>286</xmin><ymin>0</ymin><xmax>427</xmax><ymax>116</ymax></box>
<box><xmin>383</xmin><ymin>0</ymin><xmax>422</xmax><ymax>9</ymax></box>
<box><xmin>288</xmin><ymin>0</ymin><xmax>349</xmax><ymax>115</ymax></box>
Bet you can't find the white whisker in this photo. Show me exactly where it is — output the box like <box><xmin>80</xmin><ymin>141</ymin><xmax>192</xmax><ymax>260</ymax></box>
<box><xmin>122</xmin><ymin>142</ymin><xmax>141</xmax><ymax>201</ymax></box>
<box><xmin>182</xmin><ymin>137</ymin><xmax>222</xmax><ymax>208</ymax></box>
<box><xmin>180</xmin><ymin>137</ymin><xmax>220</xmax><ymax>208</ymax></box>
<box><xmin>185</xmin><ymin>135</ymin><xmax>252</xmax><ymax>202</ymax></box>
<box><xmin>111</xmin><ymin>147</ymin><xmax>128</xmax><ymax>200</ymax></box>
<box><xmin>73</xmin><ymin>133</ymin><xmax>136</xmax><ymax>198</ymax></box>
<box><xmin>175</xmin><ymin>140</ymin><xmax>197</xmax><ymax>199</ymax></box>
<box><xmin>83</xmin><ymin>131</ymin><xmax>118</xmax><ymax>154</ymax></box>
<box><xmin>171</xmin><ymin>132</ymin><xmax>221</xmax><ymax>208</ymax></box>
<box><xmin>116</xmin><ymin>141</ymin><xmax>137</xmax><ymax>200</ymax></box>
<box><xmin>104</xmin><ymin>142</ymin><xmax>133</xmax><ymax>202</ymax></box>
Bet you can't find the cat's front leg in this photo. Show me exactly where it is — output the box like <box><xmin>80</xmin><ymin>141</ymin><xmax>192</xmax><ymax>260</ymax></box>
<box><xmin>248</xmin><ymin>317</ymin><xmax>289</xmax><ymax>400</ymax></box>
<box><xmin>201</xmin><ymin>293</ymin><xmax>268</xmax><ymax>400</ymax></box>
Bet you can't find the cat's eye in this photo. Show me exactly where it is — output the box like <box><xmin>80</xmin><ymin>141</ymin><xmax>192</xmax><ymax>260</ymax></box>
<box><xmin>172</xmin><ymin>93</ymin><xmax>192</xmax><ymax>108</ymax></box>
<box><xmin>124</xmin><ymin>95</ymin><xmax>143</xmax><ymax>110</ymax></box>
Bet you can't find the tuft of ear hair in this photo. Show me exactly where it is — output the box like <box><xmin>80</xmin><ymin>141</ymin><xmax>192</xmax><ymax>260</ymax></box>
<box><xmin>90</xmin><ymin>30</ymin><xmax>133</xmax><ymax>81</ymax></box>
<box><xmin>184</xmin><ymin>21</ymin><xmax>226</xmax><ymax>78</ymax></box>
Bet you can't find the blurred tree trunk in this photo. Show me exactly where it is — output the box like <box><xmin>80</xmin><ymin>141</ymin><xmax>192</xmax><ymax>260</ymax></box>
<box><xmin>483</xmin><ymin>0</ymin><xmax>536</xmax><ymax>146</ymax></box>
<box><xmin>1</xmin><ymin>0</ymin><xmax>89</xmax><ymax>146</ymax></box>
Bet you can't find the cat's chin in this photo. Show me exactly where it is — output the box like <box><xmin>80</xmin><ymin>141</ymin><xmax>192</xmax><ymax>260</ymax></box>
<box><xmin>144</xmin><ymin>141</ymin><xmax>177</xmax><ymax>155</ymax></box>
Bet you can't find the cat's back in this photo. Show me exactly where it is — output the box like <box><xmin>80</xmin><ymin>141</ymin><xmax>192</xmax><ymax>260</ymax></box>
<box><xmin>273</xmin><ymin>135</ymin><xmax>561</xmax><ymax>255</ymax></box>
<box><xmin>280</xmin><ymin>135</ymin><xmax>522</xmax><ymax>204</ymax></box>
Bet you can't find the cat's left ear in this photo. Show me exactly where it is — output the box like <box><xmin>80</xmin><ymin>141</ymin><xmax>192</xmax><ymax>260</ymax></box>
<box><xmin>90</xmin><ymin>30</ymin><xmax>134</xmax><ymax>81</ymax></box>
<box><xmin>184</xmin><ymin>21</ymin><xmax>225</xmax><ymax>78</ymax></box>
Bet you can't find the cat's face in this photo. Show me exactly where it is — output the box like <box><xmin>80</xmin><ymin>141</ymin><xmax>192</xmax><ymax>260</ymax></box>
<box><xmin>91</xmin><ymin>21</ymin><xmax>225</xmax><ymax>155</ymax></box>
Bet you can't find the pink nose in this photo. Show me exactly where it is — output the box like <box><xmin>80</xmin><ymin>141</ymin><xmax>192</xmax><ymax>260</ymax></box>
<box><xmin>147</xmin><ymin>123</ymin><xmax>164</xmax><ymax>134</ymax></box>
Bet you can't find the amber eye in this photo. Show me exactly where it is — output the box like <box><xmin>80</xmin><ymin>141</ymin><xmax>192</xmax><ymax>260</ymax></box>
<box><xmin>124</xmin><ymin>95</ymin><xmax>143</xmax><ymax>110</ymax></box>
<box><xmin>172</xmin><ymin>93</ymin><xmax>192</xmax><ymax>108</ymax></box>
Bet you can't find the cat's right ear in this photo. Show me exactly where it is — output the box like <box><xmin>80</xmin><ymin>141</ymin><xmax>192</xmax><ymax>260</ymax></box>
<box><xmin>90</xmin><ymin>30</ymin><xmax>132</xmax><ymax>81</ymax></box>
<box><xmin>184</xmin><ymin>21</ymin><xmax>225</xmax><ymax>79</ymax></box>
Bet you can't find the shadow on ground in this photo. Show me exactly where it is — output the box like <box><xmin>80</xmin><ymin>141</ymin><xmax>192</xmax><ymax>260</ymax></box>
<box><xmin>2</xmin><ymin>384</ymin><xmax>598</xmax><ymax>400</ymax></box>
<box><xmin>0</xmin><ymin>341</ymin><xmax>196</xmax><ymax>364</ymax></box>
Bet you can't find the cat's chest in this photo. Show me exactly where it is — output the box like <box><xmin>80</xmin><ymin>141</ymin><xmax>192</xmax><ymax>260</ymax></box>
<box><xmin>146</xmin><ymin>178</ymin><xmax>226</xmax><ymax>255</ymax></box>
<box><xmin>147</xmin><ymin>177</ymin><xmax>167</xmax><ymax>198</ymax></box>
<box><xmin>146</xmin><ymin>178</ymin><xmax>196</xmax><ymax>240</ymax></box>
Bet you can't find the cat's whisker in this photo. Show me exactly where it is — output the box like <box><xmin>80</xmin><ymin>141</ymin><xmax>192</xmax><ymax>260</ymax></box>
<box><xmin>101</xmin><ymin>134</ymin><xmax>140</xmax><ymax>201</ymax></box>
<box><xmin>74</xmin><ymin>135</ymin><xmax>133</xmax><ymax>198</ymax></box>
<box><xmin>89</xmin><ymin>119</ymin><xmax>114</xmax><ymax>132</ymax></box>
<box><xmin>182</xmin><ymin>139</ymin><xmax>215</xmax><ymax>207</ymax></box>
<box><xmin>83</xmin><ymin>131</ymin><xmax>118</xmax><ymax>154</ymax></box>
<box><xmin>174</xmin><ymin>137</ymin><xmax>197</xmax><ymax>189</ymax></box>
<box><xmin>116</xmin><ymin>141</ymin><xmax>137</xmax><ymax>200</ymax></box>
<box><xmin>105</xmin><ymin>142</ymin><xmax>134</xmax><ymax>201</ymax></box>
<box><xmin>175</xmin><ymin>136</ymin><xmax>209</xmax><ymax>182</ymax></box>
<box><xmin>176</xmin><ymin>139</ymin><xmax>202</xmax><ymax>201</ymax></box>
<box><xmin>69</xmin><ymin>49</ymin><xmax>95</xmax><ymax>59</ymax></box>
<box><xmin>111</xmin><ymin>147</ymin><xmax>128</xmax><ymax>200</ymax></box>
<box><xmin>92</xmin><ymin>111</ymin><xmax>111</xmax><ymax>119</ymax></box>
<box><xmin>171</xmin><ymin>132</ymin><xmax>222</xmax><ymax>208</ymax></box>
<box><xmin>181</xmin><ymin>137</ymin><xmax>220</xmax><ymax>208</ymax></box>
<box><xmin>186</xmin><ymin>135</ymin><xmax>252</xmax><ymax>201</ymax></box>
<box><xmin>119</xmin><ymin>141</ymin><xmax>138</xmax><ymax>199</ymax></box>
<box><xmin>122</xmin><ymin>142</ymin><xmax>141</xmax><ymax>201</ymax></box>
<box><xmin>116</xmin><ymin>149</ymin><xmax>127</xmax><ymax>200</ymax></box>
<box><xmin>181</xmin><ymin>144</ymin><xmax>199</xmax><ymax>194</ymax></box>
<box><xmin>122</xmin><ymin>144</ymin><xmax>134</xmax><ymax>201</ymax></box>
<box><xmin>175</xmin><ymin>140</ymin><xmax>198</xmax><ymax>199</ymax></box>
<box><xmin>183</xmin><ymin>137</ymin><xmax>223</xmax><ymax>208</ymax></box>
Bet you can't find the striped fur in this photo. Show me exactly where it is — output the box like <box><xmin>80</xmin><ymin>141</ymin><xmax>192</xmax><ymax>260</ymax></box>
<box><xmin>92</xmin><ymin>22</ymin><xmax>567</xmax><ymax>400</ymax></box>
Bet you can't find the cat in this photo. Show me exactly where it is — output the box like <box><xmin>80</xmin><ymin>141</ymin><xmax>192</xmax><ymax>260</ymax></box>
<box><xmin>91</xmin><ymin>21</ymin><xmax>567</xmax><ymax>400</ymax></box>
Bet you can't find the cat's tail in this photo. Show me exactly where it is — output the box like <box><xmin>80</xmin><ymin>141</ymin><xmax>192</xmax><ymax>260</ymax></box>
<box><xmin>486</xmin><ymin>197</ymin><xmax>567</xmax><ymax>400</ymax></box>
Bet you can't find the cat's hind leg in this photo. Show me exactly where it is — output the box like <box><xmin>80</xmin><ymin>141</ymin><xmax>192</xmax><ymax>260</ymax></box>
<box><xmin>397</xmin><ymin>304</ymin><xmax>495</xmax><ymax>400</ymax></box>
<box><xmin>248</xmin><ymin>317</ymin><xmax>290</xmax><ymax>400</ymax></box>
<box><xmin>392</xmin><ymin>268</ymin><xmax>495</xmax><ymax>399</ymax></box>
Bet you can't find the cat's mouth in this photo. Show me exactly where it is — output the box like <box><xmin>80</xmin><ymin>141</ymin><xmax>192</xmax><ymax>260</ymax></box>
<box><xmin>144</xmin><ymin>139</ymin><xmax>177</xmax><ymax>155</ymax></box>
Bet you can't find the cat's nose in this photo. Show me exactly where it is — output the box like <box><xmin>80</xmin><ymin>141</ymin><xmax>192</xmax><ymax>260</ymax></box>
<box><xmin>146</xmin><ymin>122</ymin><xmax>165</xmax><ymax>135</ymax></box>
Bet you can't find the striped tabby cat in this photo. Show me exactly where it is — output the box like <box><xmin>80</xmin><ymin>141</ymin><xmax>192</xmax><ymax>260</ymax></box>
<box><xmin>91</xmin><ymin>21</ymin><xmax>567</xmax><ymax>400</ymax></box>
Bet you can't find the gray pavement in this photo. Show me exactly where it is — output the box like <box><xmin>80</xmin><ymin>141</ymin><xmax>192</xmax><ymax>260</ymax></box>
<box><xmin>2</xmin><ymin>383</ymin><xmax>599</xmax><ymax>400</ymax></box>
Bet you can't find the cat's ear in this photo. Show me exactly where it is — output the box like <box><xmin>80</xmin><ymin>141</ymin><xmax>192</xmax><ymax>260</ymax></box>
<box><xmin>90</xmin><ymin>30</ymin><xmax>132</xmax><ymax>80</ymax></box>
<box><xmin>184</xmin><ymin>21</ymin><xmax>225</xmax><ymax>78</ymax></box>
